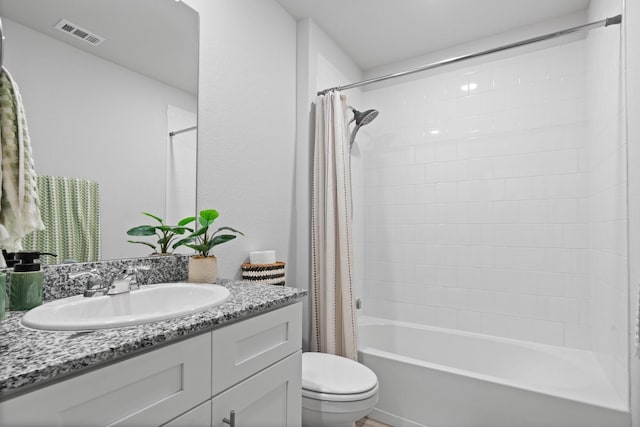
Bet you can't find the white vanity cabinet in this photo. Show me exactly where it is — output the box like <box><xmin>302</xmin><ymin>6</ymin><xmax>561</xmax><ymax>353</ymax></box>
<box><xmin>0</xmin><ymin>332</ymin><xmax>212</xmax><ymax>427</ymax></box>
<box><xmin>0</xmin><ymin>302</ymin><xmax>302</xmax><ymax>427</ymax></box>
<box><xmin>210</xmin><ymin>302</ymin><xmax>303</xmax><ymax>426</ymax></box>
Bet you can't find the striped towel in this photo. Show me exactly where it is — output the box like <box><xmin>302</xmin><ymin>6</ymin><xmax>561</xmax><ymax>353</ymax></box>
<box><xmin>22</xmin><ymin>176</ymin><xmax>100</xmax><ymax>263</ymax></box>
<box><xmin>0</xmin><ymin>67</ymin><xmax>45</xmax><ymax>255</ymax></box>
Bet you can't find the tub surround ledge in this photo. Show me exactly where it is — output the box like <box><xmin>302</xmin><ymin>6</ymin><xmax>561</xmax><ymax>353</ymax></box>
<box><xmin>0</xmin><ymin>280</ymin><xmax>307</xmax><ymax>398</ymax></box>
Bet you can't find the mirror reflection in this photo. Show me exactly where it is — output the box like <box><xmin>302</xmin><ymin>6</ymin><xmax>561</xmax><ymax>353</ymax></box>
<box><xmin>0</xmin><ymin>0</ymin><xmax>198</xmax><ymax>263</ymax></box>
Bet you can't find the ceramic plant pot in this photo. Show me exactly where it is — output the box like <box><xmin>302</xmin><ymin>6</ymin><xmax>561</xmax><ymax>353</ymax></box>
<box><xmin>188</xmin><ymin>255</ymin><xmax>218</xmax><ymax>283</ymax></box>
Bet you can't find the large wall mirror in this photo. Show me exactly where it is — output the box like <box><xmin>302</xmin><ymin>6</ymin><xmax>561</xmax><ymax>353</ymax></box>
<box><xmin>0</xmin><ymin>0</ymin><xmax>199</xmax><ymax>263</ymax></box>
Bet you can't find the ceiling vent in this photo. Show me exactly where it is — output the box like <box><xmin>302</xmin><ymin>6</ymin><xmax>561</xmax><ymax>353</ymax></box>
<box><xmin>54</xmin><ymin>19</ymin><xmax>105</xmax><ymax>46</ymax></box>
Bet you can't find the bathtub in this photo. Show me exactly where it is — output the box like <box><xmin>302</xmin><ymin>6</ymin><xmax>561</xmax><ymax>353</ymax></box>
<box><xmin>358</xmin><ymin>317</ymin><xmax>630</xmax><ymax>427</ymax></box>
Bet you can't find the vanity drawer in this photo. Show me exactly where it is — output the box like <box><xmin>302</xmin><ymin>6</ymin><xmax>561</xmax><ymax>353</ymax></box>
<box><xmin>0</xmin><ymin>332</ymin><xmax>212</xmax><ymax>427</ymax></box>
<box><xmin>211</xmin><ymin>302</ymin><xmax>302</xmax><ymax>395</ymax></box>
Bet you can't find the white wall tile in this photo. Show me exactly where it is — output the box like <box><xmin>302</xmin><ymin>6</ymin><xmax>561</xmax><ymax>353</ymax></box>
<box><xmin>357</xmin><ymin>37</ymin><xmax>627</xmax><ymax>355</ymax></box>
<box><xmin>532</xmin><ymin>319</ymin><xmax>564</xmax><ymax>345</ymax></box>
<box><xmin>482</xmin><ymin>312</ymin><xmax>510</xmax><ymax>336</ymax></box>
<box><xmin>564</xmin><ymin>324</ymin><xmax>590</xmax><ymax>350</ymax></box>
<box><xmin>493</xmin><ymin>64</ymin><xmax>519</xmax><ymax>89</ymax></box>
<box><xmin>435</xmin><ymin>307</ymin><xmax>459</xmax><ymax>328</ymax></box>
<box><xmin>459</xmin><ymin>310</ymin><xmax>484</xmax><ymax>333</ymax></box>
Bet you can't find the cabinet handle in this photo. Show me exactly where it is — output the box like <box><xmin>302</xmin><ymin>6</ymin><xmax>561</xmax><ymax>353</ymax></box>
<box><xmin>222</xmin><ymin>410</ymin><xmax>236</xmax><ymax>427</ymax></box>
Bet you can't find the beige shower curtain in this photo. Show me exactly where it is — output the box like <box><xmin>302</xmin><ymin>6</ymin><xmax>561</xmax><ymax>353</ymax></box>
<box><xmin>311</xmin><ymin>91</ymin><xmax>357</xmax><ymax>360</ymax></box>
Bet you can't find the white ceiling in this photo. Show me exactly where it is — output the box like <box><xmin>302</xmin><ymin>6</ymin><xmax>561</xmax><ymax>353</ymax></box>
<box><xmin>0</xmin><ymin>0</ymin><xmax>198</xmax><ymax>94</ymax></box>
<box><xmin>0</xmin><ymin>1</ymin><xmax>592</xmax><ymax>92</ymax></box>
<box><xmin>276</xmin><ymin>0</ymin><xmax>590</xmax><ymax>70</ymax></box>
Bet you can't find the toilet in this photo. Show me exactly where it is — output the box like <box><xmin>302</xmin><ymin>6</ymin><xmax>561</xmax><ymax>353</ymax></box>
<box><xmin>301</xmin><ymin>352</ymin><xmax>379</xmax><ymax>427</ymax></box>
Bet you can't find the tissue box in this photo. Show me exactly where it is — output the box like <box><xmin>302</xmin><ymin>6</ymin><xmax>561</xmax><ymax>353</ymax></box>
<box><xmin>241</xmin><ymin>261</ymin><xmax>285</xmax><ymax>286</ymax></box>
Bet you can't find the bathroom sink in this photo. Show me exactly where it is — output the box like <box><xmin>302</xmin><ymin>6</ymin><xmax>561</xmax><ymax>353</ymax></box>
<box><xmin>20</xmin><ymin>283</ymin><xmax>230</xmax><ymax>331</ymax></box>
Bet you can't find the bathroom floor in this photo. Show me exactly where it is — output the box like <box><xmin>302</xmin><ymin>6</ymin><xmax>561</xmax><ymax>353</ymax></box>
<box><xmin>357</xmin><ymin>417</ymin><xmax>392</xmax><ymax>427</ymax></box>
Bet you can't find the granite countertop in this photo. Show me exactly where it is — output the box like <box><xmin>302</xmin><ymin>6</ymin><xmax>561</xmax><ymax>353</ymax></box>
<box><xmin>0</xmin><ymin>280</ymin><xmax>307</xmax><ymax>399</ymax></box>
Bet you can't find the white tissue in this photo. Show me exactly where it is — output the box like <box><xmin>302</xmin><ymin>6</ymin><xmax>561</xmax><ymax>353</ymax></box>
<box><xmin>250</xmin><ymin>250</ymin><xmax>276</xmax><ymax>265</ymax></box>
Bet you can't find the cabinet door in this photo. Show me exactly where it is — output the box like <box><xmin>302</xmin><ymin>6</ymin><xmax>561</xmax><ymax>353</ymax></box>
<box><xmin>0</xmin><ymin>332</ymin><xmax>212</xmax><ymax>427</ymax></box>
<box><xmin>211</xmin><ymin>302</ymin><xmax>302</xmax><ymax>396</ymax></box>
<box><xmin>211</xmin><ymin>351</ymin><xmax>302</xmax><ymax>427</ymax></box>
<box><xmin>163</xmin><ymin>400</ymin><xmax>212</xmax><ymax>427</ymax></box>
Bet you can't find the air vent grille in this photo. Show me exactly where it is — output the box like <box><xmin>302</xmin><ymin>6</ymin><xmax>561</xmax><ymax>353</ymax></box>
<box><xmin>54</xmin><ymin>19</ymin><xmax>105</xmax><ymax>46</ymax></box>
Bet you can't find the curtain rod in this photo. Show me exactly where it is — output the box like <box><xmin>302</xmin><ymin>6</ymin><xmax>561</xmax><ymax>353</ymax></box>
<box><xmin>169</xmin><ymin>125</ymin><xmax>197</xmax><ymax>137</ymax></box>
<box><xmin>317</xmin><ymin>14</ymin><xmax>622</xmax><ymax>96</ymax></box>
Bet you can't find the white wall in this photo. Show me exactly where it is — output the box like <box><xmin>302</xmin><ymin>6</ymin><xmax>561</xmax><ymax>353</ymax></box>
<box><xmin>3</xmin><ymin>18</ymin><xmax>197</xmax><ymax>260</ymax></box>
<box><xmin>184</xmin><ymin>0</ymin><xmax>296</xmax><ymax>280</ymax></box>
<box><xmin>586</xmin><ymin>0</ymin><xmax>628</xmax><ymax>402</ymax></box>
<box><xmin>294</xmin><ymin>18</ymin><xmax>364</xmax><ymax>349</ymax></box>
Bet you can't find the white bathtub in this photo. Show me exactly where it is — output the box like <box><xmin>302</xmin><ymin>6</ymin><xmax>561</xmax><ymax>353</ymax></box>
<box><xmin>358</xmin><ymin>317</ymin><xmax>630</xmax><ymax>427</ymax></box>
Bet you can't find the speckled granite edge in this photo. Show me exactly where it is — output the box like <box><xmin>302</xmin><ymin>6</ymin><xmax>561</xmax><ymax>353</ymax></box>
<box><xmin>40</xmin><ymin>254</ymin><xmax>190</xmax><ymax>300</ymax></box>
<box><xmin>0</xmin><ymin>280</ymin><xmax>307</xmax><ymax>398</ymax></box>
<box><xmin>3</xmin><ymin>254</ymin><xmax>189</xmax><ymax>301</ymax></box>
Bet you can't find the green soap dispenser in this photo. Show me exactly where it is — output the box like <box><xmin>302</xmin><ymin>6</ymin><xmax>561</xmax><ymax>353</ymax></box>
<box><xmin>10</xmin><ymin>251</ymin><xmax>53</xmax><ymax>311</ymax></box>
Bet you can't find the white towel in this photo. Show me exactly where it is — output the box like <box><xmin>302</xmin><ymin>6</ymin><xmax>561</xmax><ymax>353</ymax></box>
<box><xmin>0</xmin><ymin>67</ymin><xmax>44</xmax><ymax>256</ymax></box>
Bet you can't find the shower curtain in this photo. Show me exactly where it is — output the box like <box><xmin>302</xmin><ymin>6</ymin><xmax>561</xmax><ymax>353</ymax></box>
<box><xmin>311</xmin><ymin>91</ymin><xmax>357</xmax><ymax>360</ymax></box>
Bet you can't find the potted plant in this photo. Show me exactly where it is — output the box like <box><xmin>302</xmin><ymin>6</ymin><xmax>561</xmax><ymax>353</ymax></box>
<box><xmin>173</xmin><ymin>209</ymin><xmax>243</xmax><ymax>283</ymax></box>
<box><xmin>126</xmin><ymin>212</ymin><xmax>193</xmax><ymax>255</ymax></box>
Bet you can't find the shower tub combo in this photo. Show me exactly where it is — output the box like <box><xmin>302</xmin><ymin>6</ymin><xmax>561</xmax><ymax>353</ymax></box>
<box><xmin>358</xmin><ymin>317</ymin><xmax>630</xmax><ymax>427</ymax></box>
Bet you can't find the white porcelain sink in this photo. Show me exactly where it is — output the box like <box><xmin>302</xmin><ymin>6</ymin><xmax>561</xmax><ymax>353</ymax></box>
<box><xmin>21</xmin><ymin>283</ymin><xmax>231</xmax><ymax>331</ymax></box>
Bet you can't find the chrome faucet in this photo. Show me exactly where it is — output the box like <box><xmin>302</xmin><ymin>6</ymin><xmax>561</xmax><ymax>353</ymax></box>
<box><xmin>107</xmin><ymin>265</ymin><xmax>150</xmax><ymax>295</ymax></box>
<box><xmin>69</xmin><ymin>269</ymin><xmax>108</xmax><ymax>297</ymax></box>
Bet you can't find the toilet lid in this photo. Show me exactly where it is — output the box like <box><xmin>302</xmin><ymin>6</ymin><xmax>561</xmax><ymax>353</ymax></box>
<box><xmin>302</xmin><ymin>352</ymin><xmax>378</xmax><ymax>395</ymax></box>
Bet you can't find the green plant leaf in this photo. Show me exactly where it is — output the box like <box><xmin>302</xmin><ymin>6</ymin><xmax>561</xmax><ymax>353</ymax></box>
<box><xmin>126</xmin><ymin>225</ymin><xmax>157</xmax><ymax>236</ymax></box>
<box><xmin>173</xmin><ymin>226</ymin><xmax>193</xmax><ymax>235</ymax></box>
<box><xmin>184</xmin><ymin>243</ymin><xmax>211</xmax><ymax>254</ymax></box>
<box><xmin>178</xmin><ymin>216</ymin><xmax>196</xmax><ymax>226</ymax></box>
<box><xmin>187</xmin><ymin>227</ymin><xmax>208</xmax><ymax>239</ymax></box>
<box><xmin>172</xmin><ymin>236</ymin><xmax>195</xmax><ymax>249</ymax></box>
<box><xmin>212</xmin><ymin>226</ymin><xmax>244</xmax><ymax>236</ymax></box>
<box><xmin>127</xmin><ymin>240</ymin><xmax>158</xmax><ymax>251</ymax></box>
<box><xmin>210</xmin><ymin>234</ymin><xmax>237</xmax><ymax>248</ymax></box>
<box><xmin>142</xmin><ymin>212</ymin><xmax>164</xmax><ymax>224</ymax></box>
<box><xmin>169</xmin><ymin>209</ymin><xmax>242</xmax><ymax>256</ymax></box>
<box><xmin>199</xmin><ymin>209</ymin><xmax>219</xmax><ymax>227</ymax></box>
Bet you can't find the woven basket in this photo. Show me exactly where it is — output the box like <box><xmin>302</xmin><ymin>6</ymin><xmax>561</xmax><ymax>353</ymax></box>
<box><xmin>241</xmin><ymin>261</ymin><xmax>285</xmax><ymax>286</ymax></box>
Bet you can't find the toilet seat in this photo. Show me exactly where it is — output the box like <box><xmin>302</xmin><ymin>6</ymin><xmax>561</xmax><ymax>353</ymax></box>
<box><xmin>302</xmin><ymin>352</ymin><xmax>378</xmax><ymax>396</ymax></box>
<box><xmin>302</xmin><ymin>382</ymin><xmax>379</xmax><ymax>402</ymax></box>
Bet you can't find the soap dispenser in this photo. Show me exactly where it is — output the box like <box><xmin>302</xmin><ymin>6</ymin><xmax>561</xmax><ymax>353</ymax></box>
<box><xmin>9</xmin><ymin>251</ymin><xmax>54</xmax><ymax>310</ymax></box>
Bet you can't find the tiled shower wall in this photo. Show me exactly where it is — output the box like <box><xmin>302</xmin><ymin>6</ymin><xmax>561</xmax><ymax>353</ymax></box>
<box><xmin>360</xmin><ymin>40</ymin><xmax>591</xmax><ymax>348</ymax></box>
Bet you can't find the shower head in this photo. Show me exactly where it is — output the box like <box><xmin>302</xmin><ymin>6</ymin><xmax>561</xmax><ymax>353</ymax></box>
<box><xmin>349</xmin><ymin>108</ymin><xmax>379</xmax><ymax>149</ymax></box>
<box><xmin>353</xmin><ymin>109</ymin><xmax>379</xmax><ymax>126</ymax></box>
